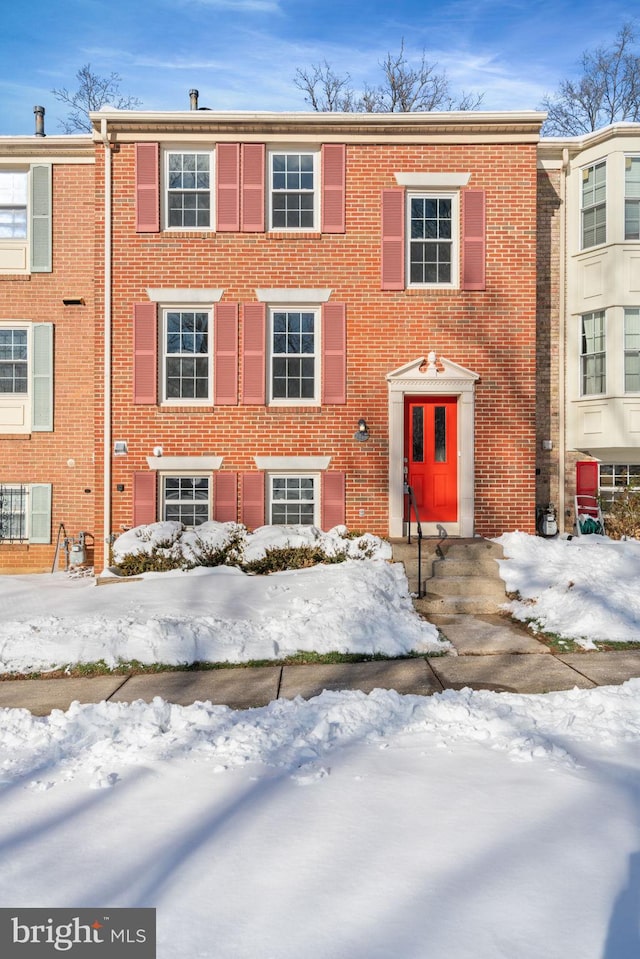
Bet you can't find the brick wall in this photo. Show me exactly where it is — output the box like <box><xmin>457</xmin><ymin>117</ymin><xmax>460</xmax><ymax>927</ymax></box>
<box><xmin>0</xmin><ymin>162</ymin><xmax>96</xmax><ymax>572</ymax></box>
<box><xmin>92</xmin><ymin>136</ymin><xmax>539</xmax><ymax>567</ymax></box>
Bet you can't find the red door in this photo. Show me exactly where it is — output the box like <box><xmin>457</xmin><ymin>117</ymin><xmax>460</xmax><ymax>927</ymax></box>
<box><xmin>405</xmin><ymin>396</ymin><xmax>458</xmax><ymax>522</ymax></box>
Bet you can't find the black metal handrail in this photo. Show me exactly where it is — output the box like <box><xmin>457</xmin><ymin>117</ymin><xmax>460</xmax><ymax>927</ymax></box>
<box><xmin>404</xmin><ymin>484</ymin><xmax>424</xmax><ymax>598</ymax></box>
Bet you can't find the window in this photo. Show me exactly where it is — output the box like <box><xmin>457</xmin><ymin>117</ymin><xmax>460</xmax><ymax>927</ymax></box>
<box><xmin>162</xmin><ymin>475</ymin><xmax>210</xmax><ymax>526</ymax></box>
<box><xmin>0</xmin><ymin>328</ymin><xmax>28</xmax><ymax>393</ymax></box>
<box><xmin>0</xmin><ymin>484</ymin><xmax>27</xmax><ymax>540</ymax></box>
<box><xmin>581</xmin><ymin>161</ymin><xmax>606</xmax><ymax>248</ymax></box>
<box><xmin>270</xmin><ymin>308</ymin><xmax>317</xmax><ymax>403</ymax></box>
<box><xmin>162</xmin><ymin>309</ymin><xmax>212</xmax><ymax>403</ymax></box>
<box><xmin>269</xmin><ymin>151</ymin><xmax>317</xmax><ymax>230</ymax></box>
<box><xmin>580</xmin><ymin>311</ymin><xmax>606</xmax><ymax>395</ymax></box>
<box><xmin>0</xmin><ymin>171</ymin><xmax>27</xmax><ymax>239</ymax></box>
<box><xmin>598</xmin><ymin>464</ymin><xmax>640</xmax><ymax>505</ymax></box>
<box><xmin>166</xmin><ymin>151</ymin><xmax>213</xmax><ymax>228</ymax></box>
<box><xmin>408</xmin><ymin>194</ymin><xmax>454</xmax><ymax>285</ymax></box>
<box><xmin>269</xmin><ymin>475</ymin><xmax>317</xmax><ymax>525</ymax></box>
<box><xmin>625</xmin><ymin>309</ymin><xmax>640</xmax><ymax>392</ymax></box>
<box><xmin>625</xmin><ymin>157</ymin><xmax>640</xmax><ymax>240</ymax></box>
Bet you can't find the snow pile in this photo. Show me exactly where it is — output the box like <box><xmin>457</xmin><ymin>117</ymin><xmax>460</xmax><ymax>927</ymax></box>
<box><xmin>497</xmin><ymin>531</ymin><xmax>640</xmax><ymax>647</ymax></box>
<box><xmin>4</xmin><ymin>680</ymin><xmax>640</xmax><ymax>792</ymax></box>
<box><xmin>111</xmin><ymin>520</ymin><xmax>392</xmax><ymax>566</ymax></box>
<box><xmin>0</xmin><ymin>548</ymin><xmax>445</xmax><ymax>675</ymax></box>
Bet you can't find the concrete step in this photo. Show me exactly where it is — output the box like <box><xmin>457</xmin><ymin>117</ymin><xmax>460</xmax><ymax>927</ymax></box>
<box><xmin>416</xmin><ymin>594</ymin><xmax>507</xmax><ymax>615</ymax></box>
<box><xmin>426</xmin><ymin>575</ymin><xmax>506</xmax><ymax>599</ymax></box>
<box><xmin>431</xmin><ymin>557</ymin><xmax>502</xmax><ymax>578</ymax></box>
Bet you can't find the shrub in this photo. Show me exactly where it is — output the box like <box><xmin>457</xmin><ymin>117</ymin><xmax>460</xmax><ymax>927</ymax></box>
<box><xmin>115</xmin><ymin>545</ymin><xmax>194</xmax><ymax>576</ymax></box>
<box><xmin>243</xmin><ymin>544</ymin><xmax>347</xmax><ymax>575</ymax></box>
<box><xmin>604</xmin><ymin>489</ymin><xmax>640</xmax><ymax>540</ymax></box>
<box><xmin>189</xmin><ymin>527</ymin><xmax>245</xmax><ymax>568</ymax></box>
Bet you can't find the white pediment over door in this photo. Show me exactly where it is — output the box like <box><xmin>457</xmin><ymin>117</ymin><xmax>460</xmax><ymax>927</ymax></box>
<box><xmin>387</xmin><ymin>354</ymin><xmax>479</xmax><ymax>393</ymax></box>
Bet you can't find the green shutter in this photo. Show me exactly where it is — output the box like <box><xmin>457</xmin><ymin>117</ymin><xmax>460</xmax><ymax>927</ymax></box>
<box><xmin>32</xmin><ymin>323</ymin><xmax>53</xmax><ymax>431</ymax></box>
<box><xmin>30</xmin><ymin>483</ymin><xmax>52</xmax><ymax>543</ymax></box>
<box><xmin>30</xmin><ymin>164</ymin><xmax>52</xmax><ymax>273</ymax></box>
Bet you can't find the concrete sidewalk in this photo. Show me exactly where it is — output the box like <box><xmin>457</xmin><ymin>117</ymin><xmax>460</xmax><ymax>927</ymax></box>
<box><xmin>1</xmin><ymin>647</ymin><xmax>640</xmax><ymax>715</ymax></box>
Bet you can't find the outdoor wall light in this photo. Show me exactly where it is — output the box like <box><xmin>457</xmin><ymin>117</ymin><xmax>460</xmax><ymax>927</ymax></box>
<box><xmin>354</xmin><ymin>418</ymin><xmax>370</xmax><ymax>442</ymax></box>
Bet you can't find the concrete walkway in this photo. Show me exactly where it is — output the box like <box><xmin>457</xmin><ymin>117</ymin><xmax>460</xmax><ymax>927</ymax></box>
<box><xmin>1</xmin><ymin>539</ymin><xmax>639</xmax><ymax>714</ymax></box>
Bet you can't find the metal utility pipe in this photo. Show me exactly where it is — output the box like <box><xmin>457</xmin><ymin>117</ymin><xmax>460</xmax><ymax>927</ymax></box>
<box><xmin>33</xmin><ymin>106</ymin><xmax>45</xmax><ymax>137</ymax></box>
<box><xmin>101</xmin><ymin>118</ymin><xmax>112</xmax><ymax>571</ymax></box>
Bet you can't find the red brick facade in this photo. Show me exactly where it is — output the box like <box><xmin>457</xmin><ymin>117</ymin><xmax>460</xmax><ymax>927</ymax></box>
<box><xmin>1</xmin><ymin>111</ymin><xmax>543</xmax><ymax>572</ymax></box>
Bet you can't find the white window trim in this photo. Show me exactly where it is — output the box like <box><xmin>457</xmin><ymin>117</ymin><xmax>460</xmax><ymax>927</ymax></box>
<box><xmin>580</xmin><ymin>159</ymin><xmax>606</xmax><ymax>250</ymax></box>
<box><xmin>406</xmin><ymin>190</ymin><xmax>459</xmax><ymax>290</ymax></box>
<box><xmin>267</xmin><ymin>304</ymin><xmax>321</xmax><ymax>407</ymax></box>
<box><xmin>256</xmin><ymin>289</ymin><xmax>331</xmax><ymax>303</ymax></box>
<box><xmin>395</xmin><ymin>172</ymin><xmax>470</xmax><ymax>188</ymax></box>
<box><xmin>159</xmin><ymin>472</ymin><xmax>212</xmax><ymax>527</ymax></box>
<box><xmin>255</xmin><ymin>456</ymin><xmax>331</xmax><ymax>470</ymax></box>
<box><xmin>267</xmin><ymin>471</ymin><xmax>320</xmax><ymax>526</ymax></box>
<box><xmin>163</xmin><ymin>147</ymin><xmax>215</xmax><ymax>232</ymax></box>
<box><xmin>624</xmin><ymin>307</ymin><xmax>640</xmax><ymax>393</ymax></box>
<box><xmin>147</xmin><ymin>289</ymin><xmax>223</xmax><ymax>303</ymax></box>
<box><xmin>146</xmin><ymin>456</ymin><xmax>223</xmax><ymax>470</ymax></box>
<box><xmin>0</xmin><ymin>167</ymin><xmax>29</xmax><ymax>274</ymax></box>
<box><xmin>159</xmin><ymin>305</ymin><xmax>213</xmax><ymax>407</ymax></box>
<box><xmin>268</xmin><ymin>148</ymin><xmax>320</xmax><ymax>232</ymax></box>
<box><xmin>0</xmin><ymin>321</ymin><xmax>31</xmax><ymax>434</ymax></box>
<box><xmin>624</xmin><ymin>155</ymin><xmax>640</xmax><ymax>241</ymax></box>
<box><xmin>579</xmin><ymin>311</ymin><xmax>607</xmax><ymax>398</ymax></box>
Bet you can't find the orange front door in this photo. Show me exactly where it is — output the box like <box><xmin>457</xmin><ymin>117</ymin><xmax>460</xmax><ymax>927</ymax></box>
<box><xmin>405</xmin><ymin>396</ymin><xmax>458</xmax><ymax>522</ymax></box>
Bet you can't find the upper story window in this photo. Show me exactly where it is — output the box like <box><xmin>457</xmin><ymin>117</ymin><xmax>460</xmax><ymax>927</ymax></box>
<box><xmin>0</xmin><ymin>171</ymin><xmax>27</xmax><ymax>239</ymax></box>
<box><xmin>408</xmin><ymin>194</ymin><xmax>455</xmax><ymax>286</ymax></box>
<box><xmin>580</xmin><ymin>310</ymin><xmax>606</xmax><ymax>395</ymax></box>
<box><xmin>161</xmin><ymin>308</ymin><xmax>212</xmax><ymax>403</ymax></box>
<box><xmin>625</xmin><ymin>157</ymin><xmax>640</xmax><ymax>240</ymax></box>
<box><xmin>269</xmin><ymin>151</ymin><xmax>317</xmax><ymax>230</ymax></box>
<box><xmin>625</xmin><ymin>308</ymin><xmax>640</xmax><ymax>392</ymax></box>
<box><xmin>166</xmin><ymin>151</ymin><xmax>213</xmax><ymax>229</ymax></box>
<box><xmin>581</xmin><ymin>161</ymin><xmax>606</xmax><ymax>249</ymax></box>
<box><xmin>0</xmin><ymin>328</ymin><xmax>28</xmax><ymax>394</ymax></box>
<box><xmin>270</xmin><ymin>308</ymin><xmax>318</xmax><ymax>403</ymax></box>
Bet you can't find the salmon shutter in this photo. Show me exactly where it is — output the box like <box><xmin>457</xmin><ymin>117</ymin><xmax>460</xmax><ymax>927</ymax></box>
<box><xmin>322</xmin><ymin>472</ymin><xmax>346</xmax><ymax>530</ymax></box>
<box><xmin>133</xmin><ymin>303</ymin><xmax>157</xmax><ymax>404</ymax></box>
<box><xmin>133</xmin><ymin>472</ymin><xmax>157</xmax><ymax>527</ymax></box>
<box><xmin>216</xmin><ymin>143</ymin><xmax>240</xmax><ymax>231</ymax></box>
<box><xmin>321</xmin><ymin>144</ymin><xmax>346</xmax><ymax>233</ymax></box>
<box><xmin>576</xmin><ymin>461</ymin><xmax>599</xmax><ymax>499</ymax></box>
<box><xmin>461</xmin><ymin>189</ymin><xmax>486</xmax><ymax>291</ymax></box>
<box><xmin>214</xmin><ymin>302</ymin><xmax>238</xmax><ymax>405</ymax></box>
<box><xmin>215</xmin><ymin>472</ymin><xmax>238</xmax><ymax>522</ymax></box>
<box><xmin>322</xmin><ymin>303</ymin><xmax>346</xmax><ymax>404</ymax></box>
<box><xmin>241</xmin><ymin>143</ymin><xmax>265</xmax><ymax>232</ymax></box>
<box><xmin>381</xmin><ymin>188</ymin><xmax>405</xmax><ymax>290</ymax></box>
<box><xmin>241</xmin><ymin>303</ymin><xmax>266</xmax><ymax>404</ymax></box>
<box><xmin>135</xmin><ymin>143</ymin><xmax>159</xmax><ymax>233</ymax></box>
<box><xmin>241</xmin><ymin>473</ymin><xmax>265</xmax><ymax>529</ymax></box>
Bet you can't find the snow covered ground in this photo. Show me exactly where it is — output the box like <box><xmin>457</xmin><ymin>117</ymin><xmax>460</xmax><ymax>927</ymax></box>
<box><xmin>1</xmin><ymin>527</ymin><xmax>640</xmax><ymax>958</ymax></box>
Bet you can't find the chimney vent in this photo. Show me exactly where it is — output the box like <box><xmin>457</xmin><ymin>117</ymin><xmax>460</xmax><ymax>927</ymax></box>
<box><xmin>189</xmin><ymin>89</ymin><xmax>199</xmax><ymax>110</ymax></box>
<box><xmin>34</xmin><ymin>105</ymin><xmax>45</xmax><ymax>137</ymax></box>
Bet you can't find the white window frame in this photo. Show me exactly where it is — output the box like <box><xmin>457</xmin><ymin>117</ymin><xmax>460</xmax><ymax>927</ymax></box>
<box><xmin>164</xmin><ymin>148</ymin><xmax>215</xmax><ymax>231</ymax></box>
<box><xmin>268</xmin><ymin>305</ymin><xmax>320</xmax><ymax>406</ymax></box>
<box><xmin>624</xmin><ymin>308</ymin><xmax>640</xmax><ymax>393</ymax></box>
<box><xmin>0</xmin><ymin>321</ymin><xmax>31</xmax><ymax>433</ymax></box>
<box><xmin>160</xmin><ymin>306</ymin><xmax>213</xmax><ymax>406</ymax></box>
<box><xmin>268</xmin><ymin>149</ymin><xmax>319</xmax><ymax>232</ymax></box>
<box><xmin>0</xmin><ymin>483</ymin><xmax>28</xmax><ymax>541</ymax></box>
<box><xmin>625</xmin><ymin>156</ymin><xmax>640</xmax><ymax>241</ymax></box>
<box><xmin>580</xmin><ymin>310</ymin><xmax>606</xmax><ymax>396</ymax></box>
<box><xmin>581</xmin><ymin>160</ymin><xmax>606</xmax><ymax>249</ymax></box>
<box><xmin>598</xmin><ymin>464</ymin><xmax>640</xmax><ymax>505</ymax></box>
<box><xmin>407</xmin><ymin>191</ymin><xmax>458</xmax><ymax>289</ymax></box>
<box><xmin>0</xmin><ymin>170</ymin><xmax>28</xmax><ymax>240</ymax></box>
<box><xmin>160</xmin><ymin>473</ymin><xmax>211</xmax><ymax>527</ymax></box>
<box><xmin>267</xmin><ymin>472</ymin><xmax>320</xmax><ymax>526</ymax></box>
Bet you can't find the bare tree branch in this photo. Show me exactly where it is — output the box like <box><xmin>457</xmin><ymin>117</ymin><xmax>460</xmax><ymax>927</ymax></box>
<box><xmin>541</xmin><ymin>22</ymin><xmax>640</xmax><ymax>135</ymax></box>
<box><xmin>52</xmin><ymin>64</ymin><xmax>142</xmax><ymax>133</ymax></box>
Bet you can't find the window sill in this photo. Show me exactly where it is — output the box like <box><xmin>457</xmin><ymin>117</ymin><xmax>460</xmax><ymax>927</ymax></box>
<box><xmin>266</xmin><ymin>232</ymin><xmax>322</xmax><ymax>241</ymax></box>
<box><xmin>0</xmin><ymin>433</ymin><xmax>32</xmax><ymax>440</ymax></box>
<box><xmin>0</xmin><ymin>542</ymin><xmax>29</xmax><ymax>551</ymax></box>
<box><xmin>0</xmin><ymin>274</ymin><xmax>31</xmax><ymax>282</ymax></box>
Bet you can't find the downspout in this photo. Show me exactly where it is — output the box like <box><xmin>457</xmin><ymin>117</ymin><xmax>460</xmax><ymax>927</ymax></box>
<box><xmin>558</xmin><ymin>147</ymin><xmax>569</xmax><ymax>531</ymax></box>
<box><xmin>101</xmin><ymin>118</ymin><xmax>112</xmax><ymax>570</ymax></box>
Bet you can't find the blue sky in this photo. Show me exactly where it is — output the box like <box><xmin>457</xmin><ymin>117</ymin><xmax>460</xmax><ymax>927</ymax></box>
<box><xmin>0</xmin><ymin>0</ymin><xmax>635</xmax><ymax>135</ymax></box>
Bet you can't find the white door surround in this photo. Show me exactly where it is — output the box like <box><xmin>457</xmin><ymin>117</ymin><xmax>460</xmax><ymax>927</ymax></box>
<box><xmin>387</xmin><ymin>352</ymin><xmax>479</xmax><ymax>538</ymax></box>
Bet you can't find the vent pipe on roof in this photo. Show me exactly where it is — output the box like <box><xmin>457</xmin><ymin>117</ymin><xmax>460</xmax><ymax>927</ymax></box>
<box><xmin>34</xmin><ymin>105</ymin><xmax>45</xmax><ymax>137</ymax></box>
<box><xmin>189</xmin><ymin>89</ymin><xmax>199</xmax><ymax>110</ymax></box>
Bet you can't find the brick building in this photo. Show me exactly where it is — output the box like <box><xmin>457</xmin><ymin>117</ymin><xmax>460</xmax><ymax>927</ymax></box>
<box><xmin>1</xmin><ymin>104</ymin><xmax>545</xmax><ymax>572</ymax></box>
